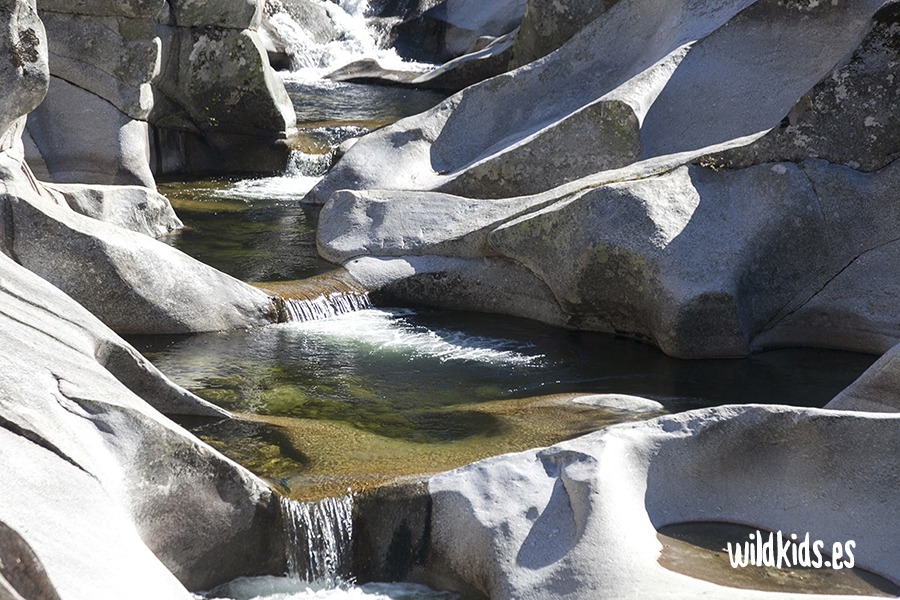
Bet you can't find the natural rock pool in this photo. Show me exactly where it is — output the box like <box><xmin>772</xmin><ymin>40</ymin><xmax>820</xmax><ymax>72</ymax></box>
<box><xmin>136</xmin><ymin>180</ymin><xmax>877</xmax><ymax>502</ymax></box>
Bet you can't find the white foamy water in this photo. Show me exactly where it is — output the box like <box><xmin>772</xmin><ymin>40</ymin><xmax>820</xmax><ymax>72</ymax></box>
<box><xmin>283</xmin><ymin>293</ymin><xmax>373</xmax><ymax>322</ymax></box>
<box><xmin>281</xmin><ymin>308</ymin><xmax>544</xmax><ymax>366</ymax></box>
<box><xmin>202</xmin><ymin>577</ymin><xmax>458</xmax><ymax>600</ymax></box>
<box><xmin>215</xmin><ymin>150</ymin><xmax>331</xmax><ymax>201</ymax></box>
<box><xmin>272</xmin><ymin>0</ymin><xmax>432</xmax><ymax>83</ymax></box>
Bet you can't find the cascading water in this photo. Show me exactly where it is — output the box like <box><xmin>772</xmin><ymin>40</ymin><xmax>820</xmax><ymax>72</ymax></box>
<box><xmin>280</xmin><ymin>495</ymin><xmax>354</xmax><ymax>585</ymax></box>
<box><xmin>261</xmin><ymin>270</ymin><xmax>373</xmax><ymax>324</ymax></box>
<box><xmin>267</xmin><ymin>0</ymin><xmax>429</xmax><ymax>82</ymax></box>
<box><xmin>282</xmin><ymin>292</ymin><xmax>373</xmax><ymax>322</ymax></box>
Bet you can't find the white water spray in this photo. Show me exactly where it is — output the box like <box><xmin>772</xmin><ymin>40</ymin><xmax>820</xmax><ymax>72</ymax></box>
<box><xmin>269</xmin><ymin>0</ymin><xmax>430</xmax><ymax>82</ymax></box>
<box><xmin>282</xmin><ymin>292</ymin><xmax>373</xmax><ymax>322</ymax></box>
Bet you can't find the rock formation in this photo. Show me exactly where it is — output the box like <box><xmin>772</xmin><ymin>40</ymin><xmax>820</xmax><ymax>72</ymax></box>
<box><xmin>25</xmin><ymin>0</ymin><xmax>296</xmax><ymax>184</ymax></box>
<box><xmin>0</xmin><ymin>248</ymin><xmax>286</xmax><ymax>598</ymax></box>
<box><xmin>0</xmin><ymin>3</ymin><xmax>290</xmax><ymax>596</ymax></box>
<box><xmin>312</xmin><ymin>0</ymin><xmax>900</xmax><ymax>358</ymax></box>
<box><xmin>403</xmin><ymin>405</ymin><xmax>900</xmax><ymax>599</ymax></box>
<box><xmin>152</xmin><ymin>0</ymin><xmax>297</xmax><ymax>174</ymax></box>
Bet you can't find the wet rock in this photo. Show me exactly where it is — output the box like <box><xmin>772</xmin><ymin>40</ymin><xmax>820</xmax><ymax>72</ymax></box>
<box><xmin>827</xmin><ymin>343</ymin><xmax>900</xmax><ymax>413</ymax></box>
<box><xmin>259</xmin><ymin>0</ymin><xmax>338</xmax><ymax>71</ymax></box>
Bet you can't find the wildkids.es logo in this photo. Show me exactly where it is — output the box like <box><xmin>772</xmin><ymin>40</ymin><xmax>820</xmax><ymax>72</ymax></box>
<box><xmin>727</xmin><ymin>530</ymin><xmax>856</xmax><ymax>569</ymax></box>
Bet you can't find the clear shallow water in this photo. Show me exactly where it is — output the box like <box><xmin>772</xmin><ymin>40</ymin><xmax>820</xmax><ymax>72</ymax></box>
<box><xmin>157</xmin><ymin>179</ymin><xmax>333</xmax><ymax>282</ymax></box>
<box><xmin>132</xmin><ymin>307</ymin><xmax>874</xmax><ymax>499</ymax></box>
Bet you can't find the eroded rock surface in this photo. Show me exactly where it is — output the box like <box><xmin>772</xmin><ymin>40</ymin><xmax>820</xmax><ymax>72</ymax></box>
<box><xmin>314</xmin><ymin>0</ymin><xmax>900</xmax><ymax>358</ymax></box>
<box><xmin>359</xmin><ymin>405</ymin><xmax>900</xmax><ymax>599</ymax></box>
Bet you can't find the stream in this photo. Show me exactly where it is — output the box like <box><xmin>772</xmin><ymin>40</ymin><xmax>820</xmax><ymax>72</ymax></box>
<box><xmin>144</xmin><ymin>1</ymin><xmax>878</xmax><ymax>598</ymax></box>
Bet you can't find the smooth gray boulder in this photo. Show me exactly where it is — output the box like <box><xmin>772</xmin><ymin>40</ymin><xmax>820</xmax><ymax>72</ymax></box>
<box><xmin>0</xmin><ymin>249</ymin><xmax>286</xmax><ymax>596</ymax></box>
<box><xmin>24</xmin><ymin>0</ymin><xmax>163</xmax><ymax>188</ymax></box>
<box><xmin>42</xmin><ymin>181</ymin><xmax>183</xmax><ymax>237</ymax></box>
<box><xmin>510</xmin><ymin>0</ymin><xmax>620</xmax><ymax>68</ymax></box>
<box><xmin>314</xmin><ymin>0</ymin><xmax>899</xmax><ymax>358</ymax></box>
<box><xmin>310</xmin><ymin>0</ymin><xmax>884</xmax><ymax>202</ymax></box>
<box><xmin>1</xmin><ymin>159</ymin><xmax>279</xmax><ymax>334</ymax></box>
<box><xmin>323</xmin><ymin>156</ymin><xmax>900</xmax><ymax>358</ymax></box>
<box><xmin>7</xmin><ymin>0</ymin><xmax>279</xmax><ymax>336</ymax></box>
<box><xmin>827</xmin><ymin>343</ymin><xmax>900</xmax><ymax>413</ymax></box>
<box><xmin>38</xmin><ymin>11</ymin><xmax>160</xmax><ymax>120</ymax></box>
<box><xmin>27</xmin><ymin>76</ymin><xmax>156</xmax><ymax>187</ymax></box>
<box><xmin>378</xmin><ymin>405</ymin><xmax>900</xmax><ymax>599</ymax></box>
<box><xmin>151</xmin><ymin>17</ymin><xmax>296</xmax><ymax>174</ymax></box>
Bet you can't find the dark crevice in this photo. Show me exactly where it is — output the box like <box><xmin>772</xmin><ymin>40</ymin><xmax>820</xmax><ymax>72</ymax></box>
<box><xmin>0</xmin><ymin>195</ymin><xmax>21</xmax><ymax>265</ymax></box>
<box><xmin>0</xmin><ymin>413</ymin><xmax>94</xmax><ymax>479</ymax></box>
<box><xmin>757</xmin><ymin>235</ymin><xmax>900</xmax><ymax>337</ymax></box>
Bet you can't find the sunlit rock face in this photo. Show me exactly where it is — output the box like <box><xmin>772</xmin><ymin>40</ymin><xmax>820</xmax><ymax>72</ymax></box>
<box><xmin>313</xmin><ymin>0</ymin><xmax>900</xmax><ymax>358</ymax></box>
<box><xmin>355</xmin><ymin>404</ymin><xmax>900</xmax><ymax>599</ymax></box>
<box><xmin>0</xmin><ymin>250</ymin><xmax>286</xmax><ymax>599</ymax></box>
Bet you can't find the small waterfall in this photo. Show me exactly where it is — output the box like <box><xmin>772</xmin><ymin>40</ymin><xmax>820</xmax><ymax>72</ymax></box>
<box><xmin>259</xmin><ymin>269</ymin><xmax>374</xmax><ymax>324</ymax></box>
<box><xmin>281</xmin><ymin>495</ymin><xmax>354</xmax><ymax>585</ymax></box>
<box><xmin>282</xmin><ymin>292</ymin><xmax>372</xmax><ymax>322</ymax></box>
